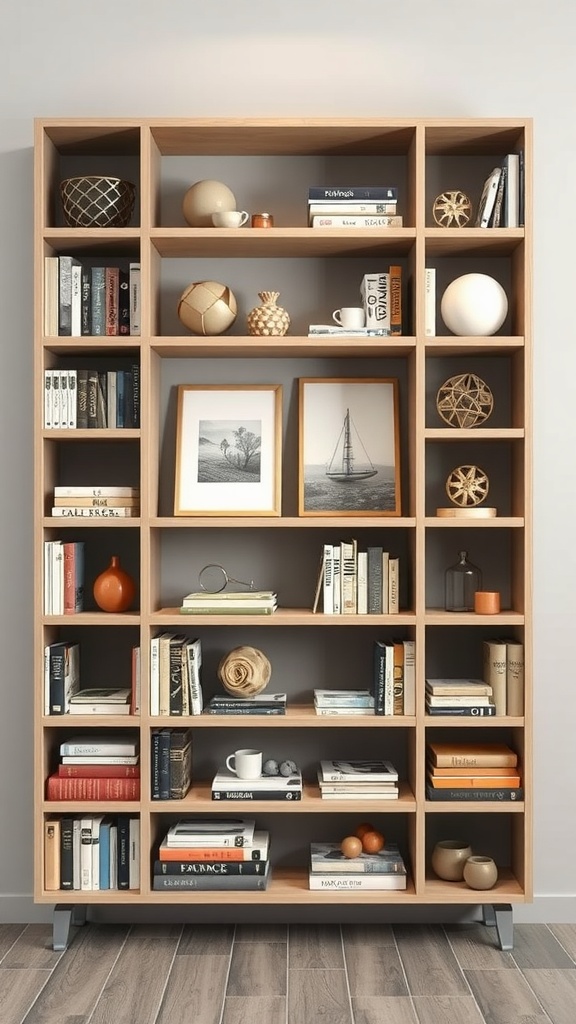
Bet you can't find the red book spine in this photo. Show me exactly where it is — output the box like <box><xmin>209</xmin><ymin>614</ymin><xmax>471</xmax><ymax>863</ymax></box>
<box><xmin>46</xmin><ymin>773</ymin><xmax>140</xmax><ymax>800</ymax></box>
<box><xmin>63</xmin><ymin>542</ymin><xmax>75</xmax><ymax>614</ymax></box>
<box><xmin>57</xmin><ymin>764</ymin><xmax>140</xmax><ymax>778</ymax></box>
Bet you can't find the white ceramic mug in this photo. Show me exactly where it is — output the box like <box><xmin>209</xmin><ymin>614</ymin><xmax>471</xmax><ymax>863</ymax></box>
<box><xmin>332</xmin><ymin>306</ymin><xmax>366</xmax><ymax>329</ymax></box>
<box><xmin>212</xmin><ymin>210</ymin><xmax>249</xmax><ymax>228</ymax></box>
<box><xmin>225</xmin><ymin>748</ymin><xmax>262</xmax><ymax>779</ymax></box>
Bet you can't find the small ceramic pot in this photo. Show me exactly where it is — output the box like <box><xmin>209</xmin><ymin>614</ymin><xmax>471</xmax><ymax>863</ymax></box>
<box><xmin>93</xmin><ymin>555</ymin><xmax>136</xmax><ymax>612</ymax></box>
<box><xmin>463</xmin><ymin>855</ymin><xmax>498</xmax><ymax>890</ymax></box>
<box><xmin>431</xmin><ymin>840</ymin><xmax>472</xmax><ymax>881</ymax></box>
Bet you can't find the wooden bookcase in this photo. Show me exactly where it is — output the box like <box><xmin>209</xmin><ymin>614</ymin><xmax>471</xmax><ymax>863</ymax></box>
<box><xmin>34</xmin><ymin>117</ymin><xmax>532</xmax><ymax>949</ymax></box>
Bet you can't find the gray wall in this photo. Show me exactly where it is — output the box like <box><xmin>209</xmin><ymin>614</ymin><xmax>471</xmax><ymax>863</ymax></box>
<box><xmin>0</xmin><ymin>0</ymin><xmax>574</xmax><ymax>923</ymax></box>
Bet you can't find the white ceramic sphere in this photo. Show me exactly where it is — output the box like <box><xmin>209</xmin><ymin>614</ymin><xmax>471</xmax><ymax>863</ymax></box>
<box><xmin>440</xmin><ymin>273</ymin><xmax>508</xmax><ymax>336</ymax></box>
<box><xmin>178</xmin><ymin>281</ymin><xmax>238</xmax><ymax>335</ymax></box>
<box><xmin>182</xmin><ymin>179</ymin><xmax>237</xmax><ymax>227</ymax></box>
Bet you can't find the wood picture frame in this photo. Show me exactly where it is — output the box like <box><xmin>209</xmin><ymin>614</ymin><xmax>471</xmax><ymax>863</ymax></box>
<box><xmin>298</xmin><ymin>377</ymin><xmax>401</xmax><ymax>517</ymax></box>
<box><xmin>174</xmin><ymin>384</ymin><xmax>282</xmax><ymax>516</ymax></box>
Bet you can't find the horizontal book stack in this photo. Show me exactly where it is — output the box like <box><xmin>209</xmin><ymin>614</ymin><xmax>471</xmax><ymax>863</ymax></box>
<box><xmin>308</xmin><ymin>841</ymin><xmax>407</xmax><ymax>890</ymax></box>
<box><xmin>154</xmin><ymin>819</ymin><xmax>271</xmax><ymax>890</ymax></box>
<box><xmin>44</xmin><ymin>257</ymin><xmax>141</xmax><ymax>337</ymax></box>
<box><xmin>151</xmin><ymin>728</ymin><xmax>193</xmax><ymax>800</ymax></box>
<box><xmin>212</xmin><ymin>766</ymin><xmax>302</xmax><ymax>802</ymax></box>
<box><xmin>313</xmin><ymin>689</ymin><xmax>375</xmax><ymax>717</ymax></box>
<box><xmin>150</xmin><ymin>634</ymin><xmax>203</xmax><ymax>716</ymax></box>
<box><xmin>43</xmin><ymin>366</ymin><xmax>140</xmax><ymax>430</ymax></box>
<box><xmin>44</xmin><ymin>540</ymin><xmax>84</xmax><ymax>614</ymax></box>
<box><xmin>44</xmin><ymin>815</ymin><xmax>139</xmax><ymax>891</ymax></box>
<box><xmin>47</xmin><ymin>735</ymin><xmax>140</xmax><ymax>801</ymax></box>
<box><xmin>317</xmin><ymin>759</ymin><xmax>399</xmax><ymax>801</ymax></box>
<box><xmin>51</xmin><ymin>485</ymin><xmax>140</xmax><ymax>519</ymax></box>
<box><xmin>204</xmin><ymin>692</ymin><xmax>286</xmax><ymax>716</ymax></box>
<box><xmin>425</xmin><ymin>677</ymin><xmax>496</xmax><ymax>717</ymax></box>
<box><xmin>360</xmin><ymin>268</ymin><xmax>402</xmax><ymax>335</ymax></box>
<box><xmin>68</xmin><ymin>687</ymin><xmax>131</xmax><ymax>716</ymax></box>
<box><xmin>314</xmin><ymin>541</ymin><xmax>400</xmax><ymax>615</ymax></box>
<box><xmin>179</xmin><ymin>590</ymin><xmax>277</xmax><ymax>616</ymax></box>
<box><xmin>373</xmin><ymin>639</ymin><xmax>416</xmax><ymax>716</ymax></box>
<box><xmin>426</xmin><ymin>742</ymin><xmax>522</xmax><ymax>802</ymax></box>
<box><xmin>307</xmin><ymin>185</ymin><xmax>399</xmax><ymax>227</ymax></box>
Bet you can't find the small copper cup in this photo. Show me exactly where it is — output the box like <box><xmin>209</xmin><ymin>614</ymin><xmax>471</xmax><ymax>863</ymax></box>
<box><xmin>251</xmin><ymin>212</ymin><xmax>274</xmax><ymax>228</ymax></box>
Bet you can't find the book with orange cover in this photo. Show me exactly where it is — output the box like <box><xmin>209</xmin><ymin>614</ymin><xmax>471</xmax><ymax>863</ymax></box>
<box><xmin>427</xmin><ymin>773</ymin><xmax>521</xmax><ymax>788</ymax></box>
<box><xmin>427</xmin><ymin>764</ymin><xmax>519</xmax><ymax>778</ymax></box>
<box><xmin>427</xmin><ymin>742</ymin><xmax>518</xmax><ymax>768</ymax></box>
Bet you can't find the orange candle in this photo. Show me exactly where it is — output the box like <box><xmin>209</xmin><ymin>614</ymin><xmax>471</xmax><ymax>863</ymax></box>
<box><xmin>474</xmin><ymin>591</ymin><xmax>500</xmax><ymax>614</ymax></box>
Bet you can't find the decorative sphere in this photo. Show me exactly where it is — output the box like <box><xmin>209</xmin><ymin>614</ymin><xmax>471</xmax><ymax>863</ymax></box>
<box><xmin>182</xmin><ymin>179</ymin><xmax>237</xmax><ymax>227</ymax></box>
<box><xmin>263</xmin><ymin>759</ymin><xmax>280</xmax><ymax>776</ymax></box>
<box><xmin>279</xmin><ymin>759</ymin><xmax>298</xmax><ymax>777</ymax></box>
<box><xmin>178</xmin><ymin>280</ymin><xmax>237</xmax><ymax>335</ymax></box>
<box><xmin>440</xmin><ymin>273</ymin><xmax>508</xmax><ymax>336</ymax></box>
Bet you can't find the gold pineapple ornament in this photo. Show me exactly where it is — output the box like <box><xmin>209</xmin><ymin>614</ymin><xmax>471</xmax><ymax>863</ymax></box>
<box><xmin>247</xmin><ymin>290</ymin><xmax>290</xmax><ymax>337</ymax></box>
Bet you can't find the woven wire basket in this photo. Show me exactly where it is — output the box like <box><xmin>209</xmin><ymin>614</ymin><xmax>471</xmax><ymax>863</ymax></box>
<box><xmin>60</xmin><ymin>176</ymin><xmax>136</xmax><ymax>228</ymax></box>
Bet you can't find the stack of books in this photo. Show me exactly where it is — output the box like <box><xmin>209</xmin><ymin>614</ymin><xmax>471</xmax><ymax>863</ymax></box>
<box><xmin>307</xmin><ymin>324</ymin><xmax>390</xmax><ymax>338</ymax></box>
<box><xmin>211</xmin><ymin>765</ymin><xmax>302</xmax><ymax>801</ymax></box>
<box><xmin>179</xmin><ymin>591</ymin><xmax>277</xmax><ymax>616</ymax></box>
<box><xmin>307</xmin><ymin>185</ymin><xmax>400</xmax><ymax>228</ymax></box>
<box><xmin>44</xmin><ymin>814</ymin><xmax>139</xmax><ymax>892</ymax></box>
<box><xmin>308</xmin><ymin>840</ymin><xmax>407</xmax><ymax>891</ymax></box>
<box><xmin>51</xmin><ymin>485</ymin><xmax>140</xmax><ymax>519</ymax></box>
<box><xmin>426</xmin><ymin>742</ymin><xmax>522</xmax><ymax>802</ymax></box>
<box><xmin>46</xmin><ymin>734</ymin><xmax>140</xmax><ymax>801</ymax></box>
<box><xmin>150</xmin><ymin>634</ymin><xmax>203</xmax><ymax>716</ymax></box>
<box><xmin>317</xmin><ymin>759</ymin><xmax>399</xmax><ymax>800</ymax></box>
<box><xmin>425</xmin><ymin>678</ymin><xmax>495</xmax><ymax>717</ymax></box>
<box><xmin>204</xmin><ymin>692</ymin><xmax>286</xmax><ymax>716</ymax></box>
<box><xmin>151</xmin><ymin>728</ymin><xmax>193</xmax><ymax>800</ymax></box>
<box><xmin>313</xmin><ymin>689</ymin><xmax>375</xmax><ymax>716</ymax></box>
<box><xmin>153</xmin><ymin>819</ymin><xmax>271</xmax><ymax>890</ymax></box>
<box><xmin>68</xmin><ymin>687</ymin><xmax>131</xmax><ymax>716</ymax></box>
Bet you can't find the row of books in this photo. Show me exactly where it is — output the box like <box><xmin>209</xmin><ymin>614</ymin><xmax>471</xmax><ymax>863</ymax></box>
<box><xmin>44</xmin><ymin>815</ymin><xmax>140</xmax><ymax>891</ymax></box>
<box><xmin>50</xmin><ymin>485</ymin><xmax>140</xmax><ymax>519</ymax></box>
<box><xmin>150</xmin><ymin>633</ymin><xmax>203</xmax><ymax>716</ymax></box>
<box><xmin>155</xmin><ymin>819</ymin><xmax>271</xmax><ymax>891</ymax></box>
<box><xmin>44</xmin><ymin>540</ymin><xmax>84</xmax><ymax>614</ymax></box>
<box><xmin>314</xmin><ymin>542</ymin><xmax>400</xmax><ymax>615</ymax></box>
<box><xmin>309</xmin><ymin>841</ymin><xmax>407</xmax><ymax>890</ymax></box>
<box><xmin>483</xmin><ymin>638</ymin><xmax>524</xmax><ymax>716</ymax></box>
<box><xmin>307</xmin><ymin>185</ymin><xmax>399</xmax><ymax>228</ymax></box>
<box><xmin>43</xmin><ymin>366</ymin><xmax>140</xmax><ymax>430</ymax></box>
<box><xmin>44</xmin><ymin>257</ymin><xmax>141</xmax><ymax>337</ymax></box>
<box><xmin>373</xmin><ymin>640</ymin><xmax>416</xmax><ymax>716</ymax></box>
<box><xmin>151</xmin><ymin>727</ymin><xmax>193</xmax><ymax>800</ymax></box>
<box><xmin>475</xmin><ymin>153</ymin><xmax>524</xmax><ymax>229</ymax></box>
<box><xmin>179</xmin><ymin>590</ymin><xmax>278</xmax><ymax>616</ymax></box>
<box><xmin>426</xmin><ymin>742</ymin><xmax>523</xmax><ymax>801</ymax></box>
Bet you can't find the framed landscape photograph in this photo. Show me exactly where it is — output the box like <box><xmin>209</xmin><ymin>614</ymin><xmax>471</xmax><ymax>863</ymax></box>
<box><xmin>174</xmin><ymin>384</ymin><xmax>282</xmax><ymax>516</ymax></box>
<box><xmin>298</xmin><ymin>378</ymin><xmax>401</xmax><ymax>517</ymax></box>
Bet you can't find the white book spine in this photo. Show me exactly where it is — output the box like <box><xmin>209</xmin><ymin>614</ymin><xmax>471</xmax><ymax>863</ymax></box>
<box><xmin>80</xmin><ymin>817</ymin><xmax>93</xmax><ymax>891</ymax></box>
<box><xmin>44</xmin><ymin>370</ymin><xmax>53</xmax><ymax>429</ymax></box>
<box><xmin>67</xmin><ymin>369</ymin><xmax>77</xmax><ymax>428</ymax></box>
<box><xmin>44</xmin><ymin>540</ymin><xmax>52</xmax><ymax>614</ymax></box>
<box><xmin>311</xmin><ymin>214</ymin><xmax>403</xmax><ymax>228</ymax></box>
<box><xmin>51</xmin><ymin>540</ymin><xmax>64</xmax><ymax>616</ymax></box>
<box><xmin>381</xmin><ymin>551</ymin><xmax>390</xmax><ymax>614</ymax></box>
<box><xmin>384</xmin><ymin>644</ymin><xmax>395</xmax><ymax>715</ymax></box>
<box><xmin>402</xmin><ymin>640</ymin><xmax>416</xmax><ymax>716</ymax></box>
<box><xmin>424</xmin><ymin>268</ymin><xmax>436</xmax><ymax>336</ymax></box>
<box><xmin>388</xmin><ymin>556</ymin><xmax>399</xmax><ymax>614</ymax></box>
<box><xmin>323</xmin><ymin>544</ymin><xmax>334</xmax><ymax>613</ymax></box>
<box><xmin>332</xmin><ymin>545</ymin><xmax>341</xmax><ymax>614</ymax></box>
<box><xmin>52</xmin><ymin>370</ymin><xmax>60</xmax><ymax>428</ymax></box>
<box><xmin>150</xmin><ymin>636</ymin><xmax>160</xmax><ymax>716</ymax></box>
<box><xmin>357</xmin><ymin>550</ymin><xmax>368</xmax><ymax>615</ymax></box>
<box><xmin>59</xmin><ymin>371</ymin><xmax>69</xmax><ymax>431</ymax></box>
<box><xmin>71</xmin><ymin>262</ymin><xmax>83</xmax><ymax>336</ymax></box>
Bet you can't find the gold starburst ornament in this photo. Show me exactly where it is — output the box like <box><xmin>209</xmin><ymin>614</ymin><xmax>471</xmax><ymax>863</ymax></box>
<box><xmin>432</xmin><ymin>190</ymin><xmax>472</xmax><ymax>228</ymax></box>
<box><xmin>437</xmin><ymin>463</ymin><xmax>497</xmax><ymax>518</ymax></box>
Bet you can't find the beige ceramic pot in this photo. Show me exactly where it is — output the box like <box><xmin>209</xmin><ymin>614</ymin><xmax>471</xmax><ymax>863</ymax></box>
<box><xmin>463</xmin><ymin>855</ymin><xmax>498</xmax><ymax>890</ymax></box>
<box><xmin>431</xmin><ymin>840</ymin><xmax>472</xmax><ymax>881</ymax></box>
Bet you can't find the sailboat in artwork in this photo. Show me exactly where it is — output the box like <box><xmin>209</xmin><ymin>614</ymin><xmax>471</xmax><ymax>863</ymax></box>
<box><xmin>326</xmin><ymin>408</ymin><xmax>378</xmax><ymax>482</ymax></box>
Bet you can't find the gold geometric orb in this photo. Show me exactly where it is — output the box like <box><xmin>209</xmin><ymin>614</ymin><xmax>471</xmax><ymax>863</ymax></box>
<box><xmin>436</xmin><ymin>373</ymin><xmax>494</xmax><ymax>428</ymax></box>
<box><xmin>432</xmin><ymin>190</ymin><xmax>472</xmax><ymax>228</ymax></box>
<box><xmin>177</xmin><ymin>281</ymin><xmax>238</xmax><ymax>335</ymax></box>
<box><xmin>446</xmin><ymin>464</ymin><xmax>489</xmax><ymax>507</ymax></box>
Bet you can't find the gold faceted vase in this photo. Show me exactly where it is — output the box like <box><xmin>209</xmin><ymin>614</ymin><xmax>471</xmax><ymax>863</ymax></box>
<box><xmin>247</xmin><ymin>291</ymin><xmax>290</xmax><ymax>337</ymax></box>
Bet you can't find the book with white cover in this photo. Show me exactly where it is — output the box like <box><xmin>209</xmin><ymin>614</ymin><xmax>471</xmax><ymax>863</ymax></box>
<box><xmin>212</xmin><ymin>767</ymin><xmax>302</xmax><ymax>791</ymax></box>
<box><xmin>319</xmin><ymin>759</ymin><xmax>398</xmax><ymax>783</ymax></box>
<box><xmin>308</xmin><ymin>872</ymin><xmax>406</xmax><ymax>890</ymax></box>
<box><xmin>166</xmin><ymin>818</ymin><xmax>256</xmax><ymax>848</ymax></box>
<box><xmin>60</xmin><ymin>735</ymin><xmax>138</xmax><ymax>757</ymax></box>
<box><xmin>311</xmin><ymin>214</ymin><xmax>403</xmax><ymax>228</ymax></box>
<box><xmin>314</xmin><ymin>690</ymin><xmax>374</xmax><ymax>707</ymax></box>
<box><xmin>424</xmin><ymin>268</ymin><xmax>436</xmax><ymax>336</ymax></box>
<box><xmin>310</xmin><ymin>841</ymin><xmax>405</xmax><ymax>873</ymax></box>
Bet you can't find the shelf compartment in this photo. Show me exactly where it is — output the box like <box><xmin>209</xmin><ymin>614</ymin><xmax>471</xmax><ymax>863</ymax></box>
<box><xmin>425</xmin><ymin>337</ymin><xmax>524</xmax><ymax>355</ymax></box>
<box><xmin>424</xmin><ymin>229</ymin><xmax>523</xmax><ymax>257</ymax></box>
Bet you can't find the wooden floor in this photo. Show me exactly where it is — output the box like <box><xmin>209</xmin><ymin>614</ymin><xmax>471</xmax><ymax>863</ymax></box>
<box><xmin>1</xmin><ymin>920</ymin><xmax>576</xmax><ymax>1024</ymax></box>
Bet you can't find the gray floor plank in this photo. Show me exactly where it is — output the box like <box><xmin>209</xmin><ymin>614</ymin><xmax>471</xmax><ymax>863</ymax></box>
<box><xmin>512</xmin><ymin>923</ymin><xmax>576</xmax><ymax>969</ymax></box>
<box><xmin>2</xmin><ymin>926</ymin><xmax>63</xmax><ymax>970</ymax></box>
<box><xmin>545</xmin><ymin>924</ymin><xmax>576</xmax><ymax>964</ymax></box>
<box><xmin>289</xmin><ymin>923</ymin><xmax>344</xmax><ymax>969</ymax></box>
<box><xmin>288</xmin><ymin>968</ymin><xmax>352</xmax><ymax>1024</ymax></box>
<box><xmin>522</xmin><ymin>968</ymin><xmax>576</xmax><ymax>1024</ymax></box>
<box><xmin>234</xmin><ymin>923</ymin><xmax>287</xmax><ymax>942</ymax></box>
<box><xmin>0</xmin><ymin>969</ymin><xmax>53</xmax><ymax>1024</ymax></box>
<box><xmin>395</xmin><ymin>925</ymin><xmax>469</xmax><ymax>997</ymax></box>
<box><xmin>20</xmin><ymin>924</ymin><xmax>129</xmax><ymax>1024</ymax></box>
<box><xmin>88</xmin><ymin>924</ymin><xmax>182</xmax><ymax>1024</ymax></box>
<box><xmin>352</xmin><ymin>995</ymin><xmax>419</xmax><ymax>1024</ymax></box>
<box><xmin>411</xmin><ymin>995</ymin><xmax>485</xmax><ymax>1024</ymax></box>
<box><xmin>178</xmin><ymin>923</ymin><xmax>233</xmax><ymax>956</ymax></box>
<box><xmin>345</xmin><ymin>944</ymin><xmax>409</xmax><ymax>997</ymax></box>
<box><xmin>444</xmin><ymin>924</ymin><xmax>516</xmax><ymax>970</ymax></box>
<box><xmin>464</xmin><ymin>967</ymin><xmax>551</xmax><ymax>1024</ymax></box>
<box><xmin>342</xmin><ymin>923</ymin><xmax>396</xmax><ymax>946</ymax></box>
<box><xmin>156</xmin><ymin>954</ymin><xmax>229</xmax><ymax>1024</ymax></box>
<box><xmin>227</xmin><ymin>941</ymin><xmax>287</xmax><ymax>997</ymax></box>
<box><xmin>222</xmin><ymin>995</ymin><xmax>286</xmax><ymax>1024</ymax></box>
<box><xmin>0</xmin><ymin>924</ymin><xmax>27</xmax><ymax>964</ymax></box>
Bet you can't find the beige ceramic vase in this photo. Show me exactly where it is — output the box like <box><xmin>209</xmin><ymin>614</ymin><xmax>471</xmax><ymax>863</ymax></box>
<box><xmin>247</xmin><ymin>291</ymin><xmax>290</xmax><ymax>337</ymax></box>
<box><xmin>431</xmin><ymin>840</ymin><xmax>473</xmax><ymax>881</ymax></box>
<box><xmin>93</xmin><ymin>555</ymin><xmax>136</xmax><ymax>613</ymax></box>
<box><xmin>463</xmin><ymin>855</ymin><xmax>498</xmax><ymax>890</ymax></box>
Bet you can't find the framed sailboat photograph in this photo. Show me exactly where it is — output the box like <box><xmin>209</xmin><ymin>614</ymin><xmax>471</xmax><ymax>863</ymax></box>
<box><xmin>298</xmin><ymin>378</ymin><xmax>401</xmax><ymax>517</ymax></box>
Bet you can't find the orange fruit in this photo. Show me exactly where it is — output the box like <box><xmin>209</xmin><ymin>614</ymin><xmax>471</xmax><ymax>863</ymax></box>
<box><xmin>341</xmin><ymin>835</ymin><xmax>363</xmax><ymax>859</ymax></box>
<box><xmin>361</xmin><ymin>830</ymin><xmax>385</xmax><ymax>854</ymax></box>
<box><xmin>354</xmin><ymin>821</ymin><xmax>375</xmax><ymax>840</ymax></box>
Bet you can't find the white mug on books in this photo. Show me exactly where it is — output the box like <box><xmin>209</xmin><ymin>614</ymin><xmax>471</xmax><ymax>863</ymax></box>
<box><xmin>332</xmin><ymin>306</ymin><xmax>365</xmax><ymax>329</ymax></box>
<box><xmin>226</xmin><ymin>748</ymin><xmax>262</xmax><ymax>779</ymax></box>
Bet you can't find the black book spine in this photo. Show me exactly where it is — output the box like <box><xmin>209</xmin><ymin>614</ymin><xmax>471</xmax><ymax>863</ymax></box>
<box><xmin>81</xmin><ymin>267</ymin><xmax>91</xmax><ymax>335</ymax></box>
<box><xmin>119</xmin><ymin>269</ymin><xmax>130</xmax><ymax>335</ymax></box>
<box><xmin>76</xmin><ymin>369</ymin><xmax>89</xmax><ymax>429</ymax></box>
<box><xmin>159</xmin><ymin>729</ymin><xmax>171</xmax><ymax>800</ymax></box>
<box><xmin>117</xmin><ymin>815</ymin><xmax>130</xmax><ymax>888</ymax></box>
<box><xmin>150</xmin><ymin>730</ymin><xmax>161</xmax><ymax>800</ymax></box>
<box><xmin>49</xmin><ymin>642</ymin><xmax>66</xmax><ymax>715</ymax></box>
<box><xmin>60</xmin><ymin>817</ymin><xmax>74</xmax><ymax>889</ymax></box>
<box><xmin>130</xmin><ymin>362</ymin><xmax>140</xmax><ymax>428</ymax></box>
<box><xmin>373</xmin><ymin>641</ymin><xmax>386</xmax><ymax>715</ymax></box>
<box><xmin>169</xmin><ymin>642</ymin><xmax>184</xmax><ymax>715</ymax></box>
<box><xmin>426</xmin><ymin>786</ymin><xmax>524</xmax><ymax>802</ymax></box>
<box><xmin>153</xmin><ymin>859</ymin><xmax>266</xmax><ymax>876</ymax></box>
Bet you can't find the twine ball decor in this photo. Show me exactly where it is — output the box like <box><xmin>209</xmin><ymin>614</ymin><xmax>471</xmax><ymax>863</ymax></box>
<box><xmin>217</xmin><ymin>645</ymin><xmax>272</xmax><ymax>697</ymax></box>
<box><xmin>441</xmin><ymin>273</ymin><xmax>508</xmax><ymax>337</ymax></box>
<box><xmin>446</xmin><ymin>464</ymin><xmax>490</xmax><ymax>508</ymax></box>
<box><xmin>178</xmin><ymin>280</ymin><xmax>238</xmax><ymax>335</ymax></box>
<box><xmin>182</xmin><ymin>179</ymin><xmax>236</xmax><ymax>227</ymax></box>
<box><xmin>60</xmin><ymin>176</ymin><xmax>136</xmax><ymax>228</ymax></box>
<box><xmin>436</xmin><ymin>373</ymin><xmax>494</xmax><ymax>428</ymax></box>
<box><xmin>432</xmin><ymin>190</ymin><xmax>472</xmax><ymax>227</ymax></box>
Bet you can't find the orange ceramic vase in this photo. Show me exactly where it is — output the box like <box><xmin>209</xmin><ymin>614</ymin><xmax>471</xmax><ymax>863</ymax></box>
<box><xmin>93</xmin><ymin>555</ymin><xmax>136</xmax><ymax>612</ymax></box>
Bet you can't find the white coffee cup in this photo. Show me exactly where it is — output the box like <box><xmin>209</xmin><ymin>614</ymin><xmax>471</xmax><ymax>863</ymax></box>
<box><xmin>211</xmin><ymin>210</ymin><xmax>249</xmax><ymax>228</ymax></box>
<box><xmin>332</xmin><ymin>306</ymin><xmax>366</xmax><ymax>329</ymax></box>
<box><xmin>225</xmin><ymin>748</ymin><xmax>262</xmax><ymax>779</ymax></box>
